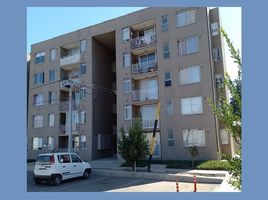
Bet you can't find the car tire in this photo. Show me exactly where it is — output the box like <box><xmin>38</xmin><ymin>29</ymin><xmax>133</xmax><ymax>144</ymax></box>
<box><xmin>53</xmin><ymin>175</ymin><xmax>62</xmax><ymax>186</ymax></box>
<box><xmin>83</xmin><ymin>169</ymin><xmax>90</xmax><ymax>179</ymax></box>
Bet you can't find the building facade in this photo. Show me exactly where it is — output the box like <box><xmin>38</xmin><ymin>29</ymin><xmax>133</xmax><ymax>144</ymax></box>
<box><xmin>27</xmin><ymin>7</ymin><xmax>235</xmax><ymax>161</ymax></box>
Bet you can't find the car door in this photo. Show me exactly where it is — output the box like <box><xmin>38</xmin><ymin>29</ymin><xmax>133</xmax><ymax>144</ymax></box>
<box><xmin>70</xmin><ymin>153</ymin><xmax>84</xmax><ymax>177</ymax></box>
<box><xmin>57</xmin><ymin>154</ymin><xmax>73</xmax><ymax>180</ymax></box>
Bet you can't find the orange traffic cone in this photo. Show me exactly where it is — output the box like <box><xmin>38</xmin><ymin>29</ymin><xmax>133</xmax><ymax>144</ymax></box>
<box><xmin>176</xmin><ymin>178</ymin><xmax>179</xmax><ymax>192</ymax></box>
<box><xmin>193</xmin><ymin>174</ymin><xmax>197</xmax><ymax>192</ymax></box>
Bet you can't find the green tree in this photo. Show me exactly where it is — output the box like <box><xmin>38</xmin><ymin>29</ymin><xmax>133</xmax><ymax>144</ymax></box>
<box><xmin>118</xmin><ymin>118</ymin><xmax>148</xmax><ymax>171</ymax></box>
<box><xmin>208</xmin><ymin>28</ymin><xmax>242</xmax><ymax>190</ymax></box>
<box><xmin>187</xmin><ymin>146</ymin><xmax>199</xmax><ymax>167</ymax></box>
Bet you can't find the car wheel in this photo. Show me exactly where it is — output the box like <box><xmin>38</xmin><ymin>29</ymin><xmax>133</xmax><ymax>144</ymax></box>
<box><xmin>35</xmin><ymin>179</ymin><xmax>42</xmax><ymax>185</ymax></box>
<box><xmin>83</xmin><ymin>169</ymin><xmax>90</xmax><ymax>179</ymax></box>
<box><xmin>53</xmin><ymin>175</ymin><xmax>62</xmax><ymax>186</ymax></box>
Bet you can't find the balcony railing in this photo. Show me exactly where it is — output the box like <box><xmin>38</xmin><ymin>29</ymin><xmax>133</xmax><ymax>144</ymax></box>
<box><xmin>59</xmin><ymin>100</ymin><xmax>80</xmax><ymax>111</ymax></box>
<box><xmin>131</xmin><ymin>60</ymin><xmax>158</xmax><ymax>75</ymax></box>
<box><xmin>132</xmin><ymin>88</ymin><xmax>158</xmax><ymax>102</ymax></box>
<box><xmin>132</xmin><ymin>118</ymin><xmax>160</xmax><ymax>129</ymax></box>
<box><xmin>130</xmin><ymin>34</ymin><xmax>156</xmax><ymax>49</ymax></box>
<box><xmin>60</xmin><ymin>53</ymin><xmax>80</xmax><ymax>66</ymax></box>
<box><xmin>59</xmin><ymin>124</ymin><xmax>79</xmax><ymax>134</ymax></box>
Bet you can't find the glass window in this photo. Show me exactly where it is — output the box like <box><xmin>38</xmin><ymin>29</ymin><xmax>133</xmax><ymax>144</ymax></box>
<box><xmin>183</xmin><ymin>129</ymin><xmax>206</xmax><ymax>147</ymax></box>
<box><xmin>181</xmin><ymin>96</ymin><xmax>203</xmax><ymax>115</ymax></box>
<box><xmin>122</xmin><ymin>27</ymin><xmax>130</xmax><ymax>41</ymax></box>
<box><xmin>124</xmin><ymin>105</ymin><xmax>132</xmax><ymax>120</ymax></box>
<box><xmin>48</xmin><ymin>136</ymin><xmax>54</xmax><ymax>150</ymax></box>
<box><xmin>212</xmin><ymin>47</ymin><xmax>221</xmax><ymax>62</ymax></box>
<box><xmin>167</xmin><ymin>129</ymin><xmax>175</xmax><ymax>146</ymax></box>
<box><xmin>80</xmin><ymin>87</ymin><xmax>87</xmax><ymax>99</ymax></box>
<box><xmin>176</xmin><ymin>9</ymin><xmax>196</xmax><ymax>27</ymax></box>
<box><xmin>163</xmin><ymin>42</ymin><xmax>170</xmax><ymax>59</ymax></box>
<box><xmin>33</xmin><ymin>137</ymin><xmax>43</xmax><ymax>150</ymax></box>
<box><xmin>178</xmin><ymin>36</ymin><xmax>199</xmax><ymax>55</ymax></box>
<box><xmin>165</xmin><ymin>71</ymin><xmax>171</xmax><ymax>87</ymax></box>
<box><xmin>80</xmin><ymin>62</ymin><xmax>86</xmax><ymax>75</ymax></box>
<box><xmin>58</xmin><ymin>154</ymin><xmax>71</xmax><ymax>163</ymax></box>
<box><xmin>34</xmin><ymin>72</ymin><xmax>44</xmax><ymax>85</ymax></box>
<box><xmin>71</xmin><ymin>154</ymin><xmax>82</xmax><ymax>163</ymax></box>
<box><xmin>123</xmin><ymin>79</ymin><xmax>131</xmax><ymax>93</ymax></box>
<box><xmin>215</xmin><ymin>74</ymin><xmax>224</xmax><ymax>89</ymax></box>
<box><xmin>220</xmin><ymin>129</ymin><xmax>229</xmax><ymax>145</ymax></box>
<box><xmin>161</xmin><ymin>15</ymin><xmax>169</xmax><ymax>32</ymax></box>
<box><xmin>49</xmin><ymin>69</ymin><xmax>56</xmax><ymax>82</ymax></box>
<box><xmin>50</xmin><ymin>48</ymin><xmax>56</xmax><ymax>61</ymax></box>
<box><xmin>211</xmin><ymin>22</ymin><xmax>219</xmax><ymax>36</ymax></box>
<box><xmin>80</xmin><ymin>111</ymin><xmax>86</xmax><ymax>124</ymax></box>
<box><xmin>33</xmin><ymin>93</ymin><xmax>44</xmax><ymax>106</ymax></box>
<box><xmin>33</xmin><ymin>115</ymin><xmax>43</xmax><ymax>128</ymax></box>
<box><xmin>165</xmin><ymin>99</ymin><xmax>173</xmax><ymax>117</ymax></box>
<box><xmin>48</xmin><ymin>114</ymin><xmax>55</xmax><ymax>127</ymax></box>
<box><xmin>48</xmin><ymin>91</ymin><xmax>56</xmax><ymax>104</ymax></box>
<box><xmin>80</xmin><ymin>135</ymin><xmax>86</xmax><ymax>149</ymax></box>
<box><xmin>179</xmin><ymin>65</ymin><xmax>200</xmax><ymax>84</ymax></box>
<box><xmin>80</xmin><ymin>39</ymin><xmax>87</xmax><ymax>52</ymax></box>
<box><xmin>35</xmin><ymin>51</ymin><xmax>45</xmax><ymax>64</ymax></box>
<box><xmin>123</xmin><ymin>52</ymin><xmax>130</xmax><ymax>67</ymax></box>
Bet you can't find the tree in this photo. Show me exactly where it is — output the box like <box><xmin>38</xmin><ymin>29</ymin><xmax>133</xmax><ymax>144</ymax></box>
<box><xmin>208</xmin><ymin>28</ymin><xmax>242</xmax><ymax>190</ymax></box>
<box><xmin>118</xmin><ymin>118</ymin><xmax>148</xmax><ymax>171</ymax></box>
<box><xmin>187</xmin><ymin>146</ymin><xmax>199</xmax><ymax>167</ymax></box>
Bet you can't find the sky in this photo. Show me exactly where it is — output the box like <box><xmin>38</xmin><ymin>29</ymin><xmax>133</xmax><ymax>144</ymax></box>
<box><xmin>27</xmin><ymin>7</ymin><xmax>241</xmax><ymax>80</ymax></box>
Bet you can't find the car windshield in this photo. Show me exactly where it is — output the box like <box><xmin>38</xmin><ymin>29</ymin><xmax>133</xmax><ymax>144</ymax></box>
<box><xmin>35</xmin><ymin>155</ymin><xmax>52</xmax><ymax>165</ymax></box>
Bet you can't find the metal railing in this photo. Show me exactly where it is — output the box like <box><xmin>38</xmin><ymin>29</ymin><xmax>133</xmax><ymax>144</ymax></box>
<box><xmin>131</xmin><ymin>60</ymin><xmax>158</xmax><ymax>75</ymax></box>
<box><xmin>132</xmin><ymin>88</ymin><xmax>158</xmax><ymax>102</ymax></box>
<box><xmin>59</xmin><ymin>100</ymin><xmax>80</xmax><ymax>111</ymax></box>
<box><xmin>130</xmin><ymin>34</ymin><xmax>156</xmax><ymax>49</ymax></box>
<box><xmin>59</xmin><ymin>124</ymin><xmax>79</xmax><ymax>134</ymax></box>
<box><xmin>132</xmin><ymin>118</ymin><xmax>160</xmax><ymax>129</ymax></box>
<box><xmin>60</xmin><ymin>53</ymin><xmax>80</xmax><ymax>66</ymax></box>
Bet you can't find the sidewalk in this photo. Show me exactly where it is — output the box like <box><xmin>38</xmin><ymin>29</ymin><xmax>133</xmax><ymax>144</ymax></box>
<box><xmin>27</xmin><ymin>157</ymin><xmax>238</xmax><ymax>192</ymax></box>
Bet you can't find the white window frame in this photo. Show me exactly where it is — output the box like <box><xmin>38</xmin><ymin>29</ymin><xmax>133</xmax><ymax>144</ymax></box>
<box><xmin>80</xmin><ymin>135</ymin><xmax>86</xmax><ymax>149</ymax></box>
<box><xmin>212</xmin><ymin>47</ymin><xmax>221</xmax><ymax>62</ymax></box>
<box><xmin>123</xmin><ymin>105</ymin><xmax>132</xmax><ymax>120</ymax></box>
<box><xmin>123</xmin><ymin>52</ymin><xmax>130</xmax><ymax>67</ymax></box>
<box><xmin>178</xmin><ymin>36</ymin><xmax>199</xmax><ymax>55</ymax></box>
<box><xmin>49</xmin><ymin>69</ymin><xmax>56</xmax><ymax>82</ymax></box>
<box><xmin>80</xmin><ymin>62</ymin><xmax>87</xmax><ymax>75</ymax></box>
<box><xmin>161</xmin><ymin>15</ymin><xmax>169</xmax><ymax>32</ymax></box>
<box><xmin>163</xmin><ymin>42</ymin><xmax>170</xmax><ymax>59</ymax></box>
<box><xmin>123</xmin><ymin>79</ymin><xmax>131</xmax><ymax>93</ymax></box>
<box><xmin>33</xmin><ymin>93</ymin><xmax>44</xmax><ymax>106</ymax></box>
<box><xmin>220</xmin><ymin>129</ymin><xmax>229</xmax><ymax>145</ymax></box>
<box><xmin>165</xmin><ymin>71</ymin><xmax>172</xmax><ymax>87</ymax></box>
<box><xmin>211</xmin><ymin>22</ymin><xmax>219</xmax><ymax>36</ymax></box>
<box><xmin>48</xmin><ymin>136</ymin><xmax>54</xmax><ymax>150</ymax></box>
<box><xmin>33</xmin><ymin>137</ymin><xmax>43</xmax><ymax>150</ymax></box>
<box><xmin>34</xmin><ymin>72</ymin><xmax>44</xmax><ymax>85</ymax></box>
<box><xmin>179</xmin><ymin>65</ymin><xmax>201</xmax><ymax>85</ymax></box>
<box><xmin>80</xmin><ymin>111</ymin><xmax>86</xmax><ymax>124</ymax></box>
<box><xmin>48</xmin><ymin>113</ymin><xmax>55</xmax><ymax>127</ymax></box>
<box><xmin>80</xmin><ymin>39</ymin><xmax>87</xmax><ymax>52</ymax></box>
<box><xmin>176</xmin><ymin>9</ymin><xmax>196</xmax><ymax>27</ymax></box>
<box><xmin>35</xmin><ymin>51</ymin><xmax>45</xmax><ymax>64</ymax></box>
<box><xmin>215</xmin><ymin>74</ymin><xmax>224</xmax><ymax>89</ymax></box>
<box><xmin>165</xmin><ymin>99</ymin><xmax>173</xmax><ymax>117</ymax></box>
<box><xmin>122</xmin><ymin>27</ymin><xmax>130</xmax><ymax>41</ymax></box>
<box><xmin>181</xmin><ymin>96</ymin><xmax>203</xmax><ymax>115</ymax></box>
<box><xmin>80</xmin><ymin>87</ymin><xmax>87</xmax><ymax>99</ymax></box>
<box><xmin>183</xmin><ymin>129</ymin><xmax>206</xmax><ymax>147</ymax></box>
<box><xmin>167</xmin><ymin>129</ymin><xmax>175</xmax><ymax>146</ymax></box>
<box><xmin>50</xmin><ymin>48</ymin><xmax>56</xmax><ymax>61</ymax></box>
<box><xmin>33</xmin><ymin>115</ymin><xmax>43</xmax><ymax>128</ymax></box>
<box><xmin>48</xmin><ymin>91</ymin><xmax>56</xmax><ymax>104</ymax></box>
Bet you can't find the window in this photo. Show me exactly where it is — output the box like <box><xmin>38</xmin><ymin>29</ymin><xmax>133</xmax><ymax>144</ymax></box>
<box><xmin>165</xmin><ymin>71</ymin><xmax>171</xmax><ymax>87</ymax></box>
<box><xmin>80</xmin><ymin>135</ymin><xmax>86</xmax><ymax>149</ymax></box>
<box><xmin>48</xmin><ymin>114</ymin><xmax>55</xmax><ymax>127</ymax></box>
<box><xmin>181</xmin><ymin>96</ymin><xmax>203</xmax><ymax>115</ymax></box>
<box><xmin>49</xmin><ymin>69</ymin><xmax>56</xmax><ymax>82</ymax></box>
<box><xmin>122</xmin><ymin>27</ymin><xmax>130</xmax><ymax>41</ymax></box>
<box><xmin>210</xmin><ymin>22</ymin><xmax>219</xmax><ymax>36</ymax></box>
<box><xmin>48</xmin><ymin>91</ymin><xmax>56</xmax><ymax>104</ymax></box>
<box><xmin>212</xmin><ymin>47</ymin><xmax>221</xmax><ymax>62</ymax></box>
<box><xmin>123</xmin><ymin>105</ymin><xmax>132</xmax><ymax>120</ymax></box>
<box><xmin>50</xmin><ymin>48</ymin><xmax>56</xmax><ymax>61</ymax></box>
<box><xmin>80</xmin><ymin>87</ymin><xmax>87</xmax><ymax>99</ymax></box>
<box><xmin>165</xmin><ymin>99</ymin><xmax>173</xmax><ymax>117</ymax></box>
<box><xmin>74</xmin><ymin>136</ymin><xmax>80</xmax><ymax>149</ymax></box>
<box><xmin>48</xmin><ymin>136</ymin><xmax>54</xmax><ymax>150</ymax></box>
<box><xmin>35</xmin><ymin>51</ymin><xmax>45</xmax><ymax>64</ymax></box>
<box><xmin>167</xmin><ymin>129</ymin><xmax>175</xmax><ymax>146</ymax></box>
<box><xmin>161</xmin><ymin>15</ymin><xmax>169</xmax><ymax>32</ymax></box>
<box><xmin>141</xmin><ymin>104</ymin><xmax>159</xmax><ymax>128</ymax></box>
<box><xmin>33</xmin><ymin>93</ymin><xmax>44</xmax><ymax>106</ymax></box>
<box><xmin>179</xmin><ymin>65</ymin><xmax>200</xmax><ymax>84</ymax></box>
<box><xmin>220</xmin><ymin>129</ymin><xmax>229</xmax><ymax>145</ymax></box>
<box><xmin>178</xmin><ymin>36</ymin><xmax>199</xmax><ymax>55</ymax></box>
<box><xmin>80</xmin><ymin>39</ymin><xmax>87</xmax><ymax>52</ymax></box>
<box><xmin>58</xmin><ymin>154</ymin><xmax>71</xmax><ymax>163</ymax></box>
<box><xmin>33</xmin><ymin>137</ymin><xmax>43</xmax><ymax>150</ymax></box>
<box><xmin>183</xmin><ymin>129</ymin><xmax>206</xmax><ymax>147</ymax></box>
<box><xmin>33</xmin><ymin>115</ymin><xmax>43</xmax><ymax>128</ymax></box>
<box><xmin>80</xmin><ymin>111</ymin><xmax>86</xmax><ymax>124</ymax></box>
<box><xmin>123</xmin><ymin>79</ymin><xmax>131</xmax><ymax>93</ymax></box>
<box><xmin>163</xmin><ymin>42</ymin><xmax>170</xmax><ymax>59</ymax></box>
<box><xmin>80</xmin><ymin>62</ymin><xmax>86</xmax><ymax>75</ymax></box>
<box><xmin>123</xmin><ymin>52</ymin><xmax>130</xmax><ymax>67</ymax></box>
<box><xmin>71</xmin><ymin>154</ymin><xmax>82</xmax><ymax>163</ymax></box>
<box><xmin>34</xmin><ymin>72</ymin><xmax>44</xmax><ymax>85</ymax></box>
<box><xmin>176</xmin><ymin>9</ymin><xmax>196</xmax><ymax>27</ymax></box>
<box><xmin>215</xmin><ymin>74</ymin><xmax>224</xmax><ymax>89</ymax></box>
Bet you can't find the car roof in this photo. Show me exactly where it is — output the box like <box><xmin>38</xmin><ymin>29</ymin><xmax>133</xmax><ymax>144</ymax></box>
<box><xmin>38</xmin><ymin>152</ymin><xmax>77</xmax><ymax>156</ymax></box>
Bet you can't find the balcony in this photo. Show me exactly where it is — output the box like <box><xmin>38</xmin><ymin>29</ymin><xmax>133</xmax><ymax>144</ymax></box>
<box><xmin>132</xmin><ymin>118</ymin><xmax>160</xmax><ymax>129</ymax></box>
<box><xmin>132</xmin><ymin>88</ymin><xmax>158</xmax><ymax>104</ymax></box>
<box><xmin>131</xmin><ymin>61</ymin><xmax>158</xmax><ymax>79</ymax></box>
<box><xmin>60</xmin><ymin>54</ymin><xmax>80</xmax><ymax>70</ymax></box>
<box><xmin>59</xmin><ymin>124</ymin><xmax>79</xmax><ymax>134</ymax></box>
<box><xmin>59</xmin><ymin>100</ymin><xmax>80</xmax><ymax>111</ymax></box>
<box><xmin>130</xmin><ymin>34</ymin><xmax>156</xmax><ymax>49</ymax></box>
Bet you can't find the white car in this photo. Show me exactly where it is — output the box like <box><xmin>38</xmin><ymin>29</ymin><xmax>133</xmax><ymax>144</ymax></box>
<box><xmin>33</xmin><ymin>152</ymin><xmax>91</xmax><ymax>186</ymax></box>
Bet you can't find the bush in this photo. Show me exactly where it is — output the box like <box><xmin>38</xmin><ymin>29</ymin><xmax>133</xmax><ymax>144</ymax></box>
<box><xmin>196</xmin><ymin>160</ymin><xmax>231</xmax><ymax>170</ymax></box>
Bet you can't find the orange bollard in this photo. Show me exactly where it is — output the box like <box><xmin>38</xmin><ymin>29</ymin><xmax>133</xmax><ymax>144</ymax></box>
<box><xmin>176</xmin><ymin>178</ymin><xmax>179</xmax><ymax>192</ymax></box>
<box><xmin>193</xmin><ymin>174</ymin><xmax>197</xmax><ymax>192</ymax></box>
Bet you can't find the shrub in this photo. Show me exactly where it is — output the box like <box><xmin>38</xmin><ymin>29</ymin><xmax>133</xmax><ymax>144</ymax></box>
<box><xmin>197</xmin><ymin>160</ymin><xmax>231</xmax><ymax>170</ymax></box>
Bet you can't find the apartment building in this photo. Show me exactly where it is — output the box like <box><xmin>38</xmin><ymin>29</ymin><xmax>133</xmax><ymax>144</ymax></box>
<box><xmin>27</xmin><ymin>7</ymin><xmax>235</xmax><ymax>161</ymax></box>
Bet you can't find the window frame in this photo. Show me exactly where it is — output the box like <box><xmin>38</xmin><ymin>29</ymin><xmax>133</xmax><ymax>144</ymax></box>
<box><xmin>123</xmin><ymin>52</ymin><xmax>131</xmax><ymax>67</ymax></box>
<box><xmin>161</xmin><ymin>15</ymin><xmax>169</xmax><ymax>32</ymax></box>
<box><xmin>33</xmin><ymin>72</ymin><xmax>44</xmax><ymax>85</ymax></box>
<box><xmin>50</xmin><ymin>48</ymin><xmax>56</xmax><ymax>61</ymax></box>
<box><xmin>49</xmin><ymin>69</ymin><xmax>56</xmax><ymax>82</ymax></box>
<box><xmin>48</xmin><ymin>113</ymin><xmax>55</xmax><ymax>127</ymax></box>
<box><xmin>35</xmin><ymin>51</ymin><xmax>45</xmax><ymax>64</ymax></box>
<box><xmin>164</xmin><ymin>71</ymin><xmax>172</xmax><ymax>87</ymax></box>
<box><xmin>122</xmin><ymin>27</ymin><xmax>130</xmax><ymax>41</ymax></box>
<box><xmin>123</xmin><ymin>79</ymin><xmax>131</xmax><ymax>93</ymax></box>
<box><xmin>183</xmin><ymin>129</ymin><xmax>206</xmax><ymax>147</ymax></box>
<box><xmin>181</xmin><ymin>96</ymin><xmax>203</xmax><ymax>115</ymax></box>
<box><xmin>123</xmin><ymin>105</ymin><xmax>132</xmax><ymax>121</ymax></box>
<box><xmin>179</xmin><ymin>65</ymin><xmax>201</xmax><ymax>85</ymax></box>
<box><xmin>176</xmin><ymin>9</ymin><xmax>196</xmax><ymax>28</ymax></box>
<box><xmin>33</xmin><ymin>137</ymin><xmax>43</xmax><ymax>150</ymax></box>
<box><xmin>80</xmin><ymin>39</ymin><xmax>87</xmax><ymax>53</ymax></box>
<box><xmin>33</xmin><ymin>115</ymin><xmax>43</xmax><ymax>128</ymax></box>
<box><xmin>163</xmin><ymin>42</ymin><xmax>170</xmax><ymax>59</ymax></box>
<box><xmin>80</xmin><ymin>62</ymin><xmax>87</xmax><ymax>75</ymax></box>
<box><xmin>178</xmin><ymin>35</ymin><xmax>199</xmax><ymax>55</ymax></box>
<box><xmin>165</xmin><ymin>99</ymin><xmax>173</xmax><ymax>117</ymax></box>
<box><xmin>210</xmin><ymin>22</ymin><xmax>219</xmax><ymax>36</ymax></box>
<box><xmin>167</xmin><ymin>129</ymin><xmax>175</xmax><ymax>146</ymax></box>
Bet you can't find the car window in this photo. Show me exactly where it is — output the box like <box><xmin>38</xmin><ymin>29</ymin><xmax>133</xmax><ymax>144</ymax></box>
<box><xmin>36</xmin><ymin>155</ymin><xmax>51</xmax><ymax>165</ymax></box>
<box><xmin>57</xmin><ymin>154</ymin><xmax>71</xmax><ymax>163</ymax></box>
<box><xmin>71</xmin><ymin>154</ymin><xmax>82</xmax><ymax>163</ymax></box>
